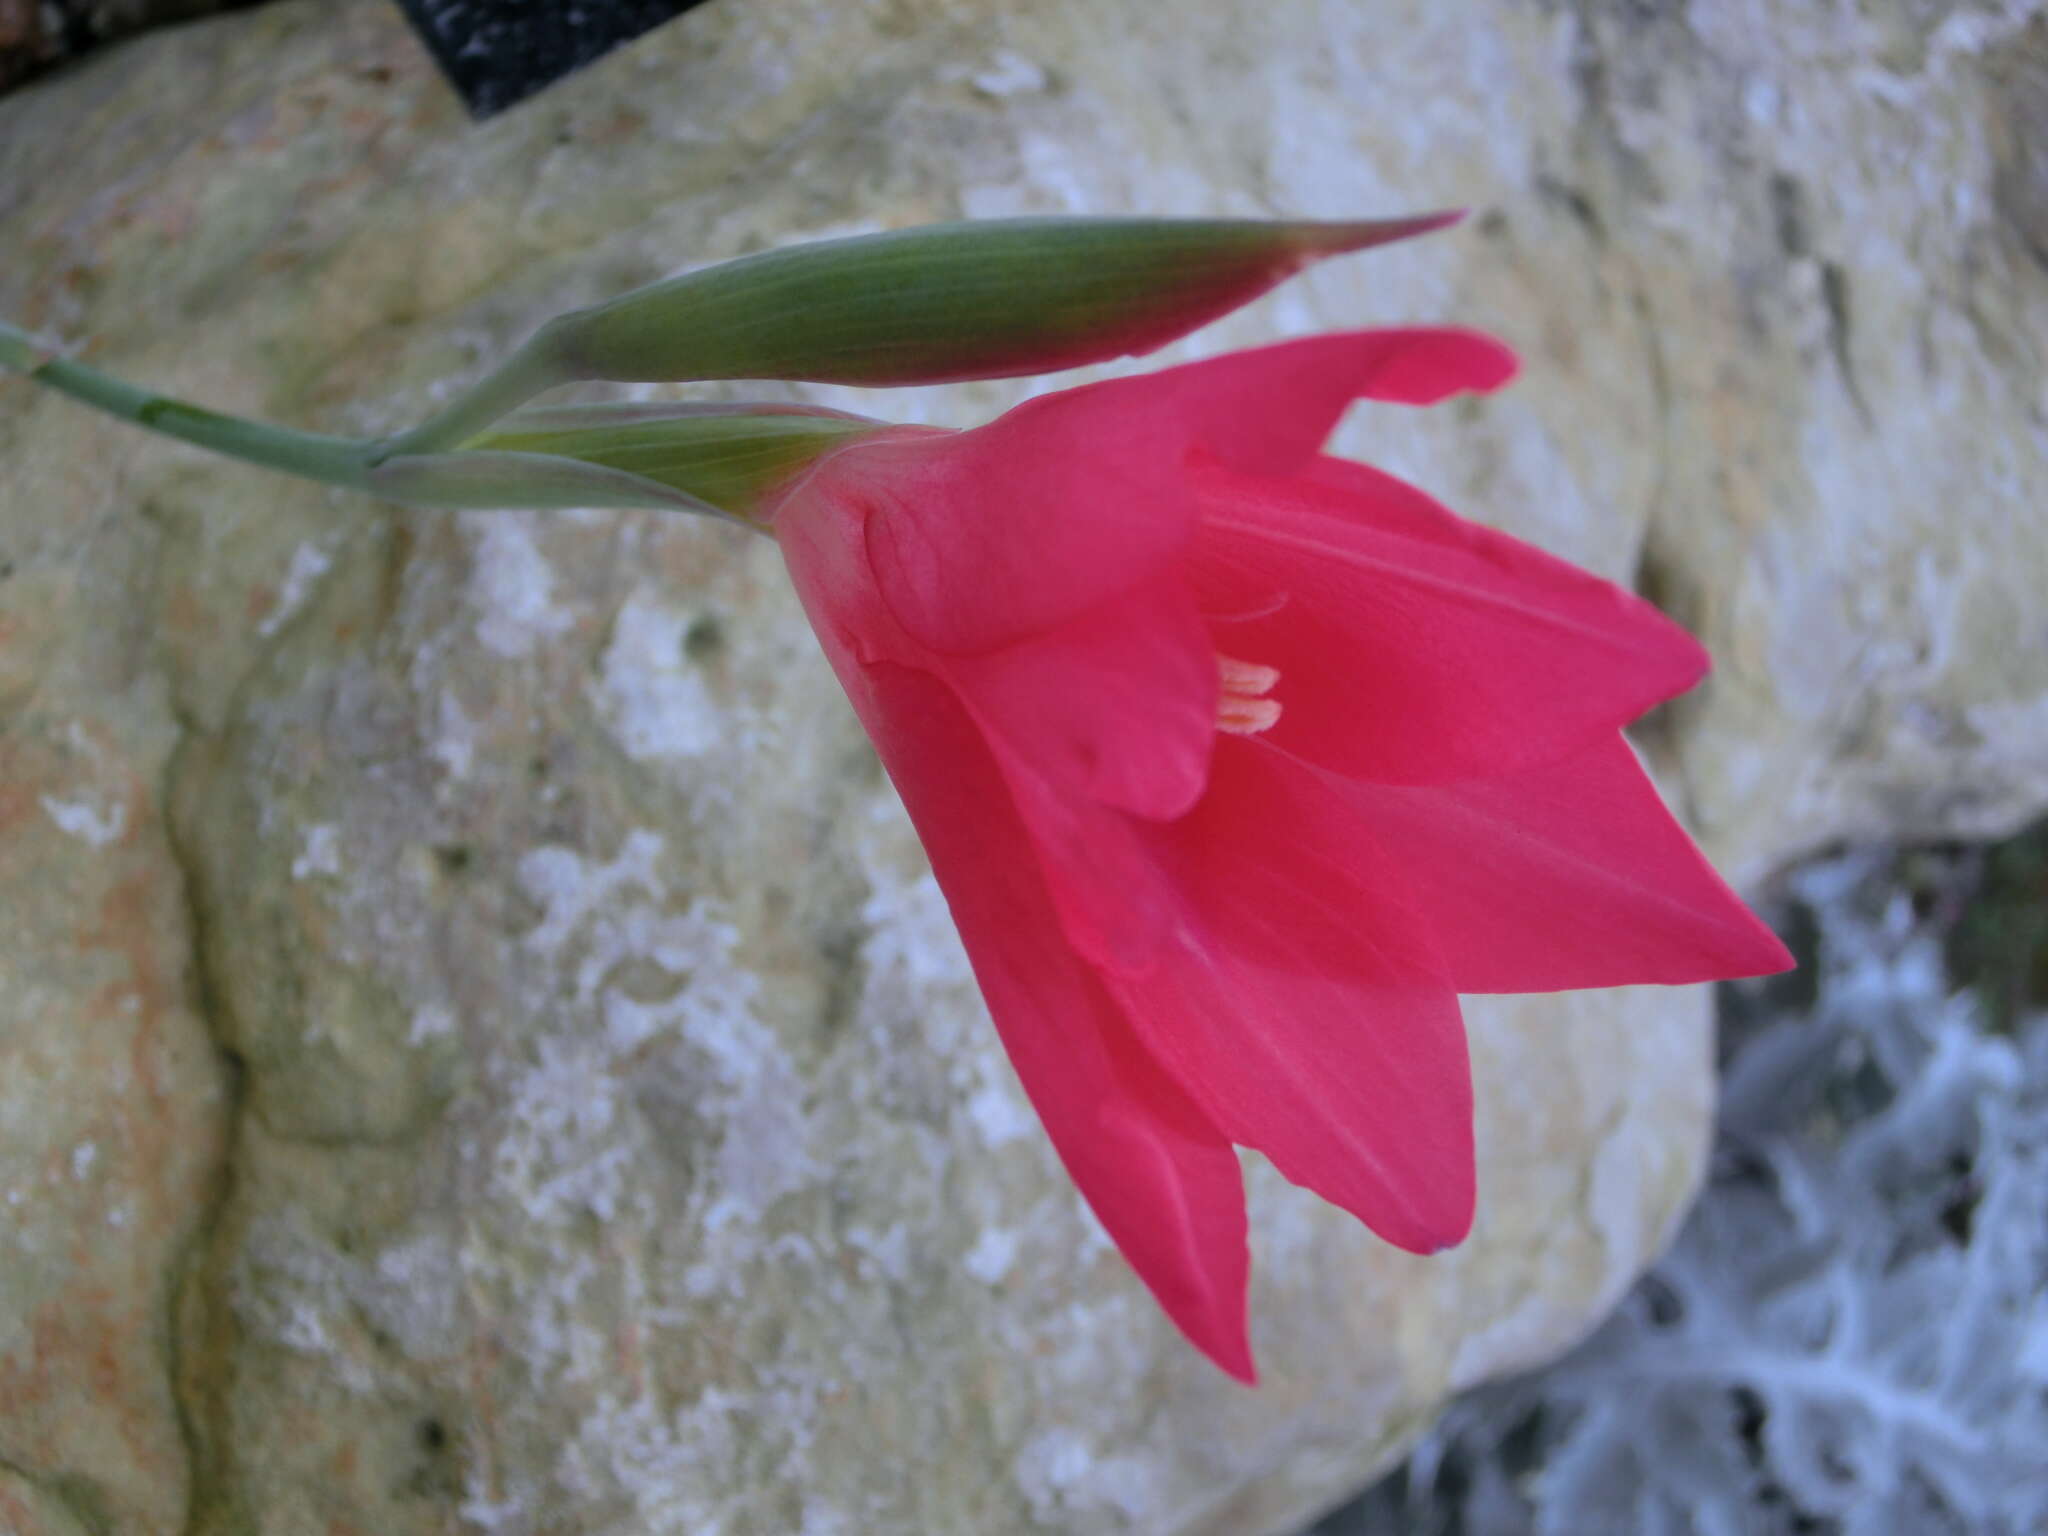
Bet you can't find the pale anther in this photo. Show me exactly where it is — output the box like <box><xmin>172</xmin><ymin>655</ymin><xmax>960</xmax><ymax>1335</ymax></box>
<box><xmin>1216</xmin><ymin>653</ymin><xmax>1283</xmax><ymax>736</ymax></box>
<box><xmin>1217</xmin><ymin>655</ymin><xmax>1280</xmax><ymax>697</ymax></box>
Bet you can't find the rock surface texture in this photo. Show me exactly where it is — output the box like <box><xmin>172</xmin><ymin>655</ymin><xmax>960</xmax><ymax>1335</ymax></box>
<box><xmin>1</xmin><ymin>2</ymin><xmax>2044</xmax><ymax>1533</ymax></box>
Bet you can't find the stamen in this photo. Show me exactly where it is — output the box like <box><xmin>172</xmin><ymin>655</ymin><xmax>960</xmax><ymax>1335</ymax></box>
<box><xmin>1217</xmin><ymin>695</ymin><xmax>1283</xmax><ymax>735</ymax></box>
<box><xmin>1216</xmin><ymin>653</ymin><xmax>1283</xmax><ymax>736</ymax></box>
<box><xmin>1217</xmin><ymin>655</ymin><xmax>1280</xmax><ymax>697</ymax></box>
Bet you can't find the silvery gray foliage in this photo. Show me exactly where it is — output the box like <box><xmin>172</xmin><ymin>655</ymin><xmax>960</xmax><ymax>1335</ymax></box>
<box><xmin>1325</xmin><ymin>845</ymin><xmax>2048</xmax><ymax>1536</ymax></box>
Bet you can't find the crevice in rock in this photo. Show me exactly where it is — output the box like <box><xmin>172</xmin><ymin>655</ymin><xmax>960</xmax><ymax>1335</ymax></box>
<box><xmin>1769</xmin><ymin>171</ymin><xmax>1811</xmax><ymax>260</ymax></box>
<box><xmin>1533</xmin><ymin>174</ymin><xmax>1606</xmax><ymax>246</ymax></box>
<box><xmin>1627</xmin><ymin>279</ymin><xmax>1676</xmax><ymax>527</ymax></box>
<box><xmin>1819</xmin><ymin>259</ymin><xmax>1874</xmax><ymax>428</ymax></box>
<box><xmin>157</xmin><ymin>731</ymin><xmax>253</xmax><ymax>1536</ymax></box>
<box><xmin>1985</xmin><ymin>19</ymin><xmax>2048</xmax><ymax>269</ymax></box>
<box><xmin>1560</xmin><ymin>0</ymin><xmax>1678</xmax><ymax>212</ymax></box>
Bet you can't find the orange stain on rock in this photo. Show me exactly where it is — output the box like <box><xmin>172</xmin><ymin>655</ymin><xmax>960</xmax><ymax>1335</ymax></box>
<box><xmin>82</xmin><ymin>873</ymin><xmax>174</xmax><ymax>1110</ymax></box>
<box><xmin>0</xmin><ymin>1280</ymin><xmax>194</xmax><ymax>1529</ymax></box>
<box><xmin>0</xmin><ymin>1284</ymin><xmax>128</xmax><ymax>1456</ymax></box>
<box><xmin>0</xmin><ymin>776</ymin><xmax>32</xmax><ymax>838</ymax></box>
<box><xmin>161</xmin><ymin>581</ymin><xmax>216</xmax><ymax>645</ymax></box>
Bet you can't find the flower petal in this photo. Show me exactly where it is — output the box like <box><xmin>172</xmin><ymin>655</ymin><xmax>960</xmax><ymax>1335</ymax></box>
<box><xmin>1107</xmin><ymin>328</ymin><xmax>1519</xmax><ymax>478</ymax></box>
<box><xmin>987</xmin><ymin>758</ymin><xmax>1184</xmax><ymax>976</ymax></box>
<box><xmin>949</xmin><ymin>577</ymin><xmax>1217</xmax><ymax>821</ymax></box>
<box><xmin>1335</xmin><ymin>734</ymin><xmax>1793</xmax><ymax>992</ymax></box>
<box><xmin>804</xmin><ymin>647</ymin><xmax>1256</xmax><ymax>1380</ymax></box>
<box><xmin>1107</xmin><ymin>738</ymin><xmax>1475</xmax><ymax>1254</ymax></box>
<box><xmin>1188</xmin><ymin>456</ymin><xmax>1709</xmax><ymax>784</ymax></box>
<box><xmin>942</xmin><ymin>580</ymin><xmax>1219</xmax><ymax>974</ymax></box>
<box><xmin>857</xmin><ymin>330</ymin><xmax>1515</xmax><ymax>657</ymax></box>
<box><xmin>855</xmin><ymin>418</ymin><xmax>1200</xmax><ymax>657</ymax></box>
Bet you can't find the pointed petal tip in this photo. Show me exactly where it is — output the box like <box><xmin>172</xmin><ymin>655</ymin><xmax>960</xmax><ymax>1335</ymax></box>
<box><xmin>1438</xmin><ymin>328</ymin><xmax>1521</xmax><ymax>395</ymax></box>
<box><xmin>1135</xmin><ymin>1243</ymin><xmax>1259</xmax><ymax>1383</ymax></box>
<box><xmin>1329</xmin><ymin>1145</ymin><xmax>1475</xmax><ymax>1258</ymax></box>
<box><xmin>1346</xmin><ymin>327</ymin><xmax>1521</xmax><ymax>407</ymax></box>
<box><xmin>1427</xmin><ymin>1209</ymin><xmax>1477</xmax><ymax>1256</ymax></box>
<box><xmin>1262</xmin><ymin>1124</ymin><xmax>1477</xmax><ymax>1261</ymax></box>
<box><xmin>1637</xmin><ymin>841</ymin><xmax>1802</xmax><ymax>985</ymax></box>
<box><xmin>1733</xmin><ymin>920</ymin><xmax>1798</xmax><ymax>978</ymax></box>
<box><xmin>1138</xmin><ymin>1212</ymin><xmax>1259</xmax><ymax>1384</ymax></box>
<box><xmin>1190</xmin><ymin>1316</ymin><xmax>1259</xmax><ymax>1385</ymax></box>
<box><xmin>1676</xmin><ymin>627</ymin><xmax>1714</xmax><ymax>690</ymax></box>
<box><xmin>1628</xmin><ymin>918</ymin><xmax>1797</xmax><ymax>988</ymax></box>
<box><xmin>1380</xmin><ymin>1190</ymin><xmax>1477</xmax><ymax>1257</ymax></box>
<box><xmin>1627</xmin><ymin>614</ymin><xmax>1713</xmax><ymax>711</ymax></box>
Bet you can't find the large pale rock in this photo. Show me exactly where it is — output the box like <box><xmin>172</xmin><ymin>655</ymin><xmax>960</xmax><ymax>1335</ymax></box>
<box><xmin>0</xmin><ymin>1</ymin><xmax>2042</xmax><ymax>1532</ymax></box>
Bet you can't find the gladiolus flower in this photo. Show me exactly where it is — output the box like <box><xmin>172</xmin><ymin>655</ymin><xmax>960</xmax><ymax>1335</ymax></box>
<box><xmin>762</xmin><ymin>329</ymin><xmax>1792</xmax><ymax>1382</ymax></box>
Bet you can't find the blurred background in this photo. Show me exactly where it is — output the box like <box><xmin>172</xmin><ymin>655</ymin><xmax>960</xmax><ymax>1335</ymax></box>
<box><xmin>1</xmin><ymin>3</ymin><xmax>2043</xmax><ymax>1533</ymax></box>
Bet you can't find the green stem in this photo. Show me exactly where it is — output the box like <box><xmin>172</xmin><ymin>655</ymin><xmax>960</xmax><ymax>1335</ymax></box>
<box><xmin>1</xmin><ymin>320</ymin><xmax>375</xmax><ymax>491</ymax></box>
<box><xmin>368</xmin><ymin>323</ymin><xmax>575</xmax><ymax>462</ymax></box>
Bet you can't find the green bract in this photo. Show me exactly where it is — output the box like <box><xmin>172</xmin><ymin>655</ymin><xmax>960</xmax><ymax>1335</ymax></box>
<box><xmin>378</xmin><ymin>213</ymin><xmax>1460</xmax><ymax>455</ymax></box>
<box><xmin>373</xmin><ymin>404</ymin><xmax>880</xmax><ymax>523</ymax></box>
<box><xmin>553</xmin><ymin>215</ymin><xmax>1461</xmax><ymax>385</ymax></box>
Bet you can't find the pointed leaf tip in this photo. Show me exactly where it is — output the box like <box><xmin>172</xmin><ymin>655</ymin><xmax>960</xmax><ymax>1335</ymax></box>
<box><xmin>1300</xmin><ymin>207</ymin><xmax>1468</xmax><ymax>258</ymax></box>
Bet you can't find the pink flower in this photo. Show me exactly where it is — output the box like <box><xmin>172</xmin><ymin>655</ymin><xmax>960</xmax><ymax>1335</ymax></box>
<box><xmin>765</xmin><ymin>330</ymin><xmax>1792</xmax><ymax>1382</ymax></box>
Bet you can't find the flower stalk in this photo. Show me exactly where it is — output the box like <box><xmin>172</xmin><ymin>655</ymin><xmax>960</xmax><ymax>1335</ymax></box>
<box><xmin>0</xmin><ymin>319</ymin><xmax>376</xmax><ymax>491</ymax></box>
